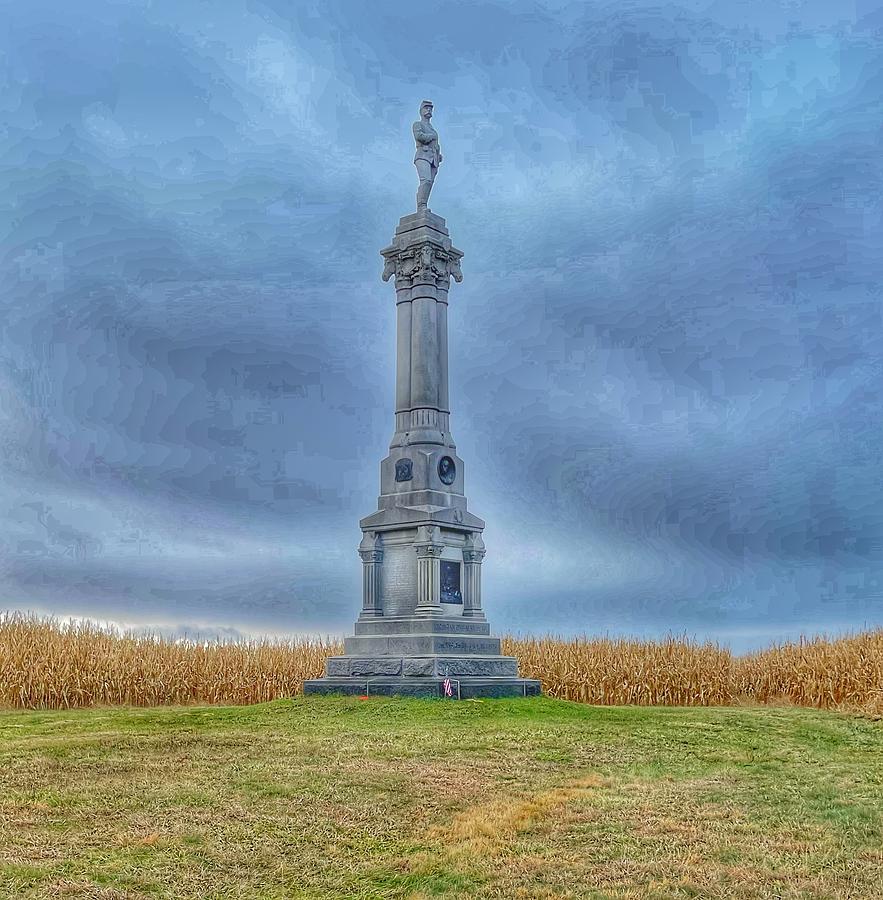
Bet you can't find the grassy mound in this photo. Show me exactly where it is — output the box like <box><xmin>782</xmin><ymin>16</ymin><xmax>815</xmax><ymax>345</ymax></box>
<box><xmin>1</xmin><ymin>696</ymin><xmax>881</xmax><ymax>898</ymax></box>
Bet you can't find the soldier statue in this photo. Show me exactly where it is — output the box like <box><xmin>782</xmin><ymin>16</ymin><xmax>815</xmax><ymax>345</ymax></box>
<box><xmin>413</xmin><ymin>100</ymin><xmax>442</xmax><ymax>211</ymax></box>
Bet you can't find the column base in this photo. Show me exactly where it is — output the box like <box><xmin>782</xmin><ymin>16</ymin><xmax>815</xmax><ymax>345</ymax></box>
<box><xmin>413</xmin><ymin>604</ymin><xmax>444</xmax><ymax>618</ymax></box>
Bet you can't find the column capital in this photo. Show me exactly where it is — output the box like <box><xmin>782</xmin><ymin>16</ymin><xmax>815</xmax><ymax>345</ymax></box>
<box><xmin>415</xmin><ymin>543</ymin><xmax>444</xmax><ymax>559</ymax></box>
<box><xmin>463</xmin><ymin>532</ymin><xmax>485</xmax><ymax>552</ymax></box>
<box><xmin>358</xmin><ymin>530</ymin><xmax>383</xmax><ymax>563</ymax></box>
<box><xmin>381</xmin><ymin>211</ymin><xmax>463</xmax><ymax>293</ymax></box>
<box><xmin>414</xmin><ymin>523</ymin><xmax>444</xmax><ymax>560</ymax></box>
<box><xmin>381</xmin><ymin>240</ymin><xmax>463</xmax><ymax>294</ymax></box>
<box><xmin>463</xmin><ymin>531</ymin><xmax>486</xmax><ymax>564</ymax></box>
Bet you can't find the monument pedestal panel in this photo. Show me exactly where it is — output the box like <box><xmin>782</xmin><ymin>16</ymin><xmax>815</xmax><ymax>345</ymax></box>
<box><xmin>305</xmin><ymin>677</ymin><xmax>542</xmax><ymax>699</ymax></box>
<box><xmin>324</xmin><ymin>655</ymin><xmax>518</xmax><ymax>678</ymax></box>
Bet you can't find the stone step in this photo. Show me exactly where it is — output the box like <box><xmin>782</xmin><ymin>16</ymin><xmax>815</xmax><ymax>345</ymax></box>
<box><xmin>304</xmin><ymin>676</ymin><xmax>542</xmax><ymax>699</ymax></box>
<box><xmin>344</xmin><ymin>634</ymin><xmax>502</xmax><ymax>657</ymax></box>
<box><xmin>354</xmin><ymin>615</ymin><xmax>490</xmax><ymax>637</ymax></box>
<box><xmin>325</xmin><ymin>654</ymin><xmax>519</xmax><ymax>678</ymax></box>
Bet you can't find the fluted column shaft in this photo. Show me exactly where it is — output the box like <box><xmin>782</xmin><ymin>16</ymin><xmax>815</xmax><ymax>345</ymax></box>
<box><xmin>462</xmin><ymin>534</ymin><xmax>486</xmax><ymax>619</ymax></box>
<box><xmin>414</xmin><ymin>525</ymin><xmax>444</xmax><ymax>616</ymax></box>
<box><xmin>358</xmin><ymin>532</ymin><xmax>383</xmax><ymax>618</ymax></box>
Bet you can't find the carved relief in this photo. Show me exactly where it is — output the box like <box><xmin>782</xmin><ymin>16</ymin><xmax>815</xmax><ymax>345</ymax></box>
<box><xmin>415</xmin><ymin>543</ymin><xmax>444</xmax><ymax>559</ymax></box>
<box><xmin>381</xmin><ymin>241</ymin><xmax>464</xmax><ymax>290</ymax></box>
<box><xmin>463</xmin><ymin>532</ymin><xmax>486</xmax><ymax>564</ymax></box>
<box><xmin>438</xmin><ymin>456</ymin><xmax>456</xmax><ymax>485</ymax></box>
<box><xmin>358</xmin><ymin>530</ymin><xmax>384</xmax><ymax>564</ymax></box>
<box><xmin>414</xmin><ymin>523</ymin><xmax>444</xmax><ymax>558</ymax></box>
<box><xmin>382</xmin><ymin>256</ymin><xmax>397</xmax><ymax>282</ymax></box>
<box><xmin>462</xmin><ymin>548</ymin><xmax>486</xmax><ymax>564</ymax></box>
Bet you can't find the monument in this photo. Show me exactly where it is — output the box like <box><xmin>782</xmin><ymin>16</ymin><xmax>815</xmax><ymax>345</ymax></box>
<box><xmin>304</xmin><ymin>102</ymin><xmax>541</xmax><ymax>699</ymax></box>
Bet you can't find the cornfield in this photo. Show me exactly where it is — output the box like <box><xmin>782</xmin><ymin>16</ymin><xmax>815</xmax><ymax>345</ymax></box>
<box><xmin>0</xmin><ymin>612</ymin><xmax>342</xmax><ymax>709</ymax></box>
<box><xmin>1</xmin><ymin>612</ymin><xmax>881</xmax><ymax>713</ymax></box>
<box><xmin>503</xmin><ymin>635</ymin><xmax>735</xmax><ymax>707</ymax></box>
<box><xmin>504</xmin><ymin>633</ymin><xmax>883</xmax><ymax>713</ymax></box>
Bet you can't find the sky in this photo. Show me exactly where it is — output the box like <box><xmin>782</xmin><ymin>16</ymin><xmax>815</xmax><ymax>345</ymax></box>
<box><xmin>1</xmin><ymin>0</ymin><xmax>882</xmax><ymax>651</ymax></box>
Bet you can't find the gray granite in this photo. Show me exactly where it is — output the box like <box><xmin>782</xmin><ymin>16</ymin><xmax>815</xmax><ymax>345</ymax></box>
<box><xmin>303</xmin><ymin>677</ymin><xmax>542</xmax><ymax>699</ymax></box>
<box><xmin>349</xmin><ymin>657</ymin><xmax>403</xmax><ymax>676</ymax></box>
<box><xmin>344</xmin><ymin>634</ymin><xmax>502</xmax><ymax>656</ymax></box>
<box><xmin>402</xmin><ymin>658</ymin><xmax>436</xmax><ymax>677</ymax></box>
<box><xmin>324</xmin><ymin>655</ymin><xmax>518</xmax><ymax>678</ymax></box>
<box><xmin>353</xmin><ymin>617</ymin><xmax>491</xmax><ymax>637</ymax></box>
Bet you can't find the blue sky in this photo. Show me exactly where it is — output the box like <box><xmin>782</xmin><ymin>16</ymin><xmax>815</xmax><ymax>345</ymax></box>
<box><xmin>1</xmin><ymin>0</ymin><xmax>882</xmax><ymax>650</ymax></box>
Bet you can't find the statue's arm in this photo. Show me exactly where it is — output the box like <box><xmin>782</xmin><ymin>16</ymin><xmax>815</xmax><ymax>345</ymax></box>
<box><xmin>413</xmin><ymin>121</ymin><xmax>434</xmax><ymax>144</ymax></box>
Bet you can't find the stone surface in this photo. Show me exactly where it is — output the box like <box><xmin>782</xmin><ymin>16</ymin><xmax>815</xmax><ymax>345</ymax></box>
<box><xmin>324</xmin><ymin>654</ymin><xmax>518</xmax><ymax>678</ymax></box>
<box><xmin>353</xmin><ymin>616</ymin><xmax>491</xmax><ymax>637</ymax></box>
<box><xmin>401</xmin><ymin>658</ymin><xmax>435</xmax><ymax>676</ymax></box>
<box><xmin>433</xmin><ymin>656</ymin><xmax>519</xmax><ymax>677</ymax></box>
<box><xmin>344</xmin><ymin>634</ymin><xmax>502</xmax><ymax>656</ymax></box>
<box><xmin>327</xmin><ymin>657</ymin><xmax>403</xmax><ymax>677</ymax></box>
<box><xmin>303</xmin><ymin>677</ymin><xmax>542</xmax><ymax>699</ymax></box>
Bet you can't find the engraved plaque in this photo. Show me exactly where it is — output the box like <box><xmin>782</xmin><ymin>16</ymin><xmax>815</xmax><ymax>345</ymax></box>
<box><xmin>440</xmin><ymin>560</ymin><xmax>462</xmax><ymax>604</ymax></box>
<box><xmin>381</xmin><ymin>545</ymin><xmax>417</xmax><ymax>615</ymax></box>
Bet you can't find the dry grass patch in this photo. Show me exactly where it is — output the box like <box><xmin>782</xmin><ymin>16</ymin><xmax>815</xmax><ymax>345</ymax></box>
<box><xmin>421</xmin><ymin>774</ymin><xmax>610</xmax><ymax>859</ymax></box>
<box><xmin>459</xmin><ymin>774</ymin><xmax>883</xmax><ymax>900</ymax></box>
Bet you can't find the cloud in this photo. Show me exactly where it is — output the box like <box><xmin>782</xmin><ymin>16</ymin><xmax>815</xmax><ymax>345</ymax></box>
<box><xmin>1</xmin><ymin>0</ymin><xmax>881</xmax><ymax>649</ymax></box>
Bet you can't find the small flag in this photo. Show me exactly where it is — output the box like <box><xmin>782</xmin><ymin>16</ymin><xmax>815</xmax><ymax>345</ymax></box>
<box><xmin>443</xmin><ymin>676</ymin><xmax>453</xmax><ymax>698</ymax></box>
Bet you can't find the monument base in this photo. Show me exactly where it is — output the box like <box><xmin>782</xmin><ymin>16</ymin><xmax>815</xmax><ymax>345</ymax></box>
<box><xmin>305</xmin><ymin>610</ymin><xmax>541</xmax><ymax>700</ymax></box>
<box><xmin>303</xmin><ymin>675</ymin><xmax>541</xmax><ymax>699</ymax></box>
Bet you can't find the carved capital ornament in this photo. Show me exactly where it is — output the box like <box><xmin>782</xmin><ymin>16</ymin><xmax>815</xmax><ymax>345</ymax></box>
<box><xmin>381</xmin><ymin>241</ymin><xmax>463</xmax><ymax>291</ymax></box>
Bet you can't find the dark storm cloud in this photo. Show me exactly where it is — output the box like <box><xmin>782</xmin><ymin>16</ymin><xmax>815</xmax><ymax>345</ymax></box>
<box><xmin>1</xmin><ymin>0</ymin><xmax>881</xmax><ymax>649</ymax></box>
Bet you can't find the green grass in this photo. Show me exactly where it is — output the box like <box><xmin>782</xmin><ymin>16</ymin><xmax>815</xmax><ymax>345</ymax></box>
<box><xmin>0</xmin><ymin>697</ymin><xmax>881</xmax><ymax>898</ymax></box>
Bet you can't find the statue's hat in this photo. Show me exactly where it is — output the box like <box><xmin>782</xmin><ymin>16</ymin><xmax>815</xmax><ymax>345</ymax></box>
<box><xmin>420</xmin><ymin>99</ymin><xmax>433</xmax><ymax>107</ymax></box>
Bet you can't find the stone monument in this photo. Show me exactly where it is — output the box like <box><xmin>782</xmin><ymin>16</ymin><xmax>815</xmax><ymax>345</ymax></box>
<box><xmin>304</xmin><ymin>102</ymin><xmax>540</xmax><ymax>699</ymax></box>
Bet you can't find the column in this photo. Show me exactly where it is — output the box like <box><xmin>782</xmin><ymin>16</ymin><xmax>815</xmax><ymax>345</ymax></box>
<box><xmin>437</xmin><ymin>298</ymin><xmax>449</xmax><ymax>414</ymax></box>
<box><xmin>358</xmin><ymin>531</ymin><xmax>383</xmax><ymax>618</ymax></box>
<box><xmin>410</xmin><ymin>295</ymin><xmax>439</xmax><ymax>410</ymax></box>
<box><xmin>414</xmin><ymin>525</ymin><xmax>444</xmax><ymax>616</ymax></box>
<box><xmin>395</xmin><ymin>299</ymin><xmax>412</xmax><ymax>413</ymax></box>
<box><xmin>462</xmin><ymin>532</ymin><xmax>486</xmax><ymax>619</ymax></box>
<box><xmin>380</xmin><ymin>214</ymin><xmax>462</xmax><ymax>450</ymax></box>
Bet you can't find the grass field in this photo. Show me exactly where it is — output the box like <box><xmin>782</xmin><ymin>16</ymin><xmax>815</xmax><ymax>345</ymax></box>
<box><xmin>1</xmin><ymin>697</ymin><xmax>881</xmax><ymax>899</ymax></box>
